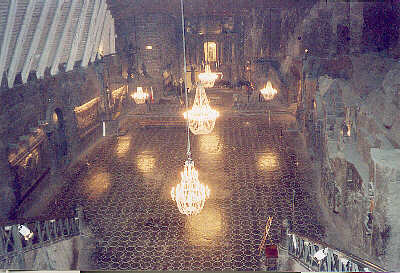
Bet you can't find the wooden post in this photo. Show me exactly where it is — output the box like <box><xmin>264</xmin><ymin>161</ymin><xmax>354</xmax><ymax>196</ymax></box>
<box><xmin>12</xmin><ymin>225</ymin><xmax>23</xmax><ymax>251</ymax></box>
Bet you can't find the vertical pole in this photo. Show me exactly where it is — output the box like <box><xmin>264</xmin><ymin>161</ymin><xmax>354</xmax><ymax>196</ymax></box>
<box><xmin>292</xmin><ymin>189</ymin><xmax>295</xmax><ymax>230</ymax></box>
<box><xmin>103</xmin><ymin>121</ymin><xmax>106</xmax><ymax>136</ymax></box>
<box><xmin>180</xmin><ymin>0</ymin><xmax>191</xmax><ymax>158</ymax></box>
<box><xmin>370</xmin><ymin>162</ymin><xmax>376</xmax><ymax>255</ymax></box>
<box><xmin>268</xmin><ymin>109</ymin><xmax>271</xmax><ymax>128</ymax></box>
<box><xmin>269</xmin><ymin>8</ymin><xmax>272</xmax><ymax>57</ymax></box>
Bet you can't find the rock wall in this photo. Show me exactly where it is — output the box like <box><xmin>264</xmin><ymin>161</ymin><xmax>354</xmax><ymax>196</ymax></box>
<box><xmin>0</xmin><ymin>55</ymin><xmax>124</xmax><ymax>219</ymax></box>
<box><xmin>116</xmin><ymin>13</ymin><xmax>180</xmax><ymax>102</ymax></box>
<box><xmin>2</xmin><ymin>234</ymin><xmax>94</xmax><ymax>270</ymax></box>
<box><xmin>281</xmin><ymin>0</ymin><xmax>400</xmax><ymax>270</ymax></box>
<box><xmin>308</xmin><ymin>66</ymin><xmax>400</xmax><ymax>270</ymax></box>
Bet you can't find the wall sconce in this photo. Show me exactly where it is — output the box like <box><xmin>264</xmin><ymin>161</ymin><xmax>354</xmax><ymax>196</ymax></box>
<box><xmin>145</xmin><ymin>45</ymin><xmax>153</xmax><ymax>50</ymax></box>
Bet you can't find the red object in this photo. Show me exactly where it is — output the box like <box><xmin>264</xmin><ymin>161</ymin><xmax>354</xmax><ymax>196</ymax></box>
<box><xmin>265</xmin><ymin>244</ymin><xmax>278</xmax><ymax>258</ymax></box>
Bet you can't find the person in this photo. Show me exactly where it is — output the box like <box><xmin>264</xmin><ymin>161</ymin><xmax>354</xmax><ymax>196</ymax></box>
<box><xmin>149</xmin><ymin>87</ymin><xmax>153</xmax><ymax>103</ymax></box>
<box><xmin>246</xmin><ymin>85</ymin><xmax>251</xmax><ymax>103</ymax></box>
<box><xmin>145</xmin><ymin>95</ymin><xmax>150</xmax><ymax>112</ymax></box>
<box><xmin>190</xmin><ymin>65</ymin><xmax>195</xmax><ymax>86</ymax></box>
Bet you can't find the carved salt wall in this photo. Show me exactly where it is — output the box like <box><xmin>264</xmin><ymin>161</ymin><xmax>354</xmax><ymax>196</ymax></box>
<box><xmin>0</xmin><ymin>55</ymin><xmax>123</xmax><ymax>219</ymax></box>
<box><xmin>280</xmin><ymin>0</ymin><xmax>400</xmax><ymax>269</ymax></box>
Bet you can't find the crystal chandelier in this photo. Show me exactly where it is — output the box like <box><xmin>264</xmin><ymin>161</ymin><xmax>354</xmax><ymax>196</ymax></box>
<box><xmin>132</xmin><ymin>87</ymin><xmax>148</xmax><ymax>104</ymax></box>
<box><xmin>198</xmin><ymin>64</ymin><xmax>219</xmax><ymax>88</ymax></box>
<box><xmin>171</xmin><ymin>0</ymin><xmax>210</xmax><ymax>216</ymax></box>
<box><xmin>183</xmin><ymin>84</ymin><xmax>219</xmax><ymax>135</ymax></box>
<box><xmin>171</xmin><ymin>159</ymin><xmax>210</xmax><ymax>216</ymax></box>
<box><xmin>260</xmin><ymin>81</ymin><xmax>278</xmax><ymax>101</ymax></box>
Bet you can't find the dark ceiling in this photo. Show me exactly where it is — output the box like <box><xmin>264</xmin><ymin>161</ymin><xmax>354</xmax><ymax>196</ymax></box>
<box><xmin>107</xmin><ymin>0</ymin><xmax>316</xmax><ymax>18</ymax></box>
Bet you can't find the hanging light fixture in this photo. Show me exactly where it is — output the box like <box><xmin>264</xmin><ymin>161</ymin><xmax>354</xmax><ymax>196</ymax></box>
<box><xmin>198</xmin><ymin>64</ymin><xmax>219</xmax><ymax>88</ymax></box>
<box><xmin>171</xmin><ymin>159</ymin><xmax>210</xmax><ymax>216</ymax></box>
<box><xmin>183</xmin><ymin>84</ymin><xmax>219</xmax><ymax>135</ymax></box>
<box><xmin>131</xmin><ymin>86</ymin><xmax>148</xmax><ymax>104</ymax></box>
<box><xmin>260</xmin><ymin>81</ymin><xmax>278</xmax><ymax>101</ymax></box>
<box><xmin>171</xmin><ymin>0</ymin><xmax>210</xmax><ymax>216</ymax></box>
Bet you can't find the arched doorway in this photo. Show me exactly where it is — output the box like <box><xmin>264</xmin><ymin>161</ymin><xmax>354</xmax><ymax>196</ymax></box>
<box><xmin>51</xmin><ymin>108</ymin><xmax>68</xmax><ymax>163</ymax></box>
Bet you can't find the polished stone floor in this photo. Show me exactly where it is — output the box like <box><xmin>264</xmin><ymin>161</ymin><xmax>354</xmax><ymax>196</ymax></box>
<box><xmin>44</xmin><ymin>114</ymin><xmax>324</xmax><ymax>270</ymax></box>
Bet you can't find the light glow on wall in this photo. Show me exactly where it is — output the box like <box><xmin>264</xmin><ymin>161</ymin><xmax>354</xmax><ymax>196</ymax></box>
<box><xmin>204</xmin><ymin>42</ymin><xmax>217</xmax><ymax>62</ymax></box>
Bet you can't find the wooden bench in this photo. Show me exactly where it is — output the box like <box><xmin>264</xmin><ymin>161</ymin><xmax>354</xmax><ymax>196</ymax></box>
<box><xmin>138</xmin><ymin>119</ymin><xmax>186</xmax><ymax>129</ymax></box>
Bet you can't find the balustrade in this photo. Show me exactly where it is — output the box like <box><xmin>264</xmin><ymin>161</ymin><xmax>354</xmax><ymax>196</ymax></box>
<box><xmin>0</xmin><ymin>212</ymin><xmax>80</xmax><ymax>267</ymax></box>
<box><xmin>286</xmin><ymin>232</ymin><xmax>385</xmax><ymax>272</ymax></box>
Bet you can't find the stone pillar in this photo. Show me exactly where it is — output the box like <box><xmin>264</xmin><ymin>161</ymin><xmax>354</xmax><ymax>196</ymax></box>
<box><xmin>350</xmin><ymin>2</ymin><xmax>364</xmax><ymax>54</ymax></box>
<box><xmin>0</xmin><ymin>138</ymin><xmax>17</xmax><ymax>219</ymax></box>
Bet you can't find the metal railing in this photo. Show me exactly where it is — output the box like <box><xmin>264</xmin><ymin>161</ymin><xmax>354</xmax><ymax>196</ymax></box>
<box><xmin>0</xmin><ymin>211</ymin><xmax>80</xmax><ymax>267</ymax></box>
<box><xmin>286</xmin><ymin>232</ymin><xmax>386</xmax><ymax>272</ymax></box>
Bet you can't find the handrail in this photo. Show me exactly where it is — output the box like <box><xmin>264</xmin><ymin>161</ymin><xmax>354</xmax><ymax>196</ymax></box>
<box><xmin>0</xmin><ymin>209</ymin><xmax>77</xmax><ymax>226</ymax></box>
<box><xmin>286</xmin><ymin>231</ymin><xmax>386</xmax><ymax>272</ymax></box>
<box><xmin>0</xmin><ymin>212</ymin><xmax>80</xmax><ymax>262</ymax></box>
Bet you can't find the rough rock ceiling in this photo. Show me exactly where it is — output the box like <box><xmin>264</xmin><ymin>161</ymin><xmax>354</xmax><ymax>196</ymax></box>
<box><xmin>107</xmin><ymin>0</ymin><xmax>315</xmax><ymax>18</ymax></box>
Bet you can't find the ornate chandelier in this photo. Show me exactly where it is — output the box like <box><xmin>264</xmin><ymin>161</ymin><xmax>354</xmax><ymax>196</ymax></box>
<box><xmin>171</xmin><ymin>0</ymin><xmax>210</xmax><ymax>216</ymax></box>
<box><xmin>260</xmin><ymin>81</ymin><xmax>278</xmax><ymax>101</ymax></box>
<box><xmin>183</xmin><ymin>84</ymin><xmax>219</xmax><ymax>135</ymax></box>
<box><xmin>132</xmin><ymin>87</ymin><xmax>148</xmax><ymax>104</ymax></box>
<box><xmin>198</xmin><ymin>64</ymin><xmax>219</xmax><ymax>88</ymax></box>
<box><xmin>171</xmin><ymin>159</ymin><xmax>210</xmax><ymax>216</ymax></box>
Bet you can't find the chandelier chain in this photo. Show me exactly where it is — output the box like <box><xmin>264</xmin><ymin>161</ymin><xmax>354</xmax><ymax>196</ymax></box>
<box><xmin>180</xmin><ymin>0</ymin><xmax>191</xmax><ymax>158</ymax></box>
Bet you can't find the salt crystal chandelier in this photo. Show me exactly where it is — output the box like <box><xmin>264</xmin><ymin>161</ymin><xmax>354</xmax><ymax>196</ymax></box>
<box><xmin>132</xmin><ymin>87</ymin><xmax>148</xmax><ymax>104</ymax></box>
<box><xmin>171</xmin><ymin>0</ymin><xmax>210</xmax><ymax>216</ymax></box>
<box><xmin>198</xmin><ymin>64</ymin><xmax>219</xmax><ymax>88</ymax></box>
<box><xmin>183</xmin><ymin>84</ymin><xmax>219</xmax><ymax>135</ymax></box>
<box><xmin>171</xmin><ymin>159</ymin><xmax>210</xmax><ymax>216</ymax></box>
<box><xmin>260</xmin><ymin>81</ymin><xmax>278</xmax><ymax>101</ymax></box>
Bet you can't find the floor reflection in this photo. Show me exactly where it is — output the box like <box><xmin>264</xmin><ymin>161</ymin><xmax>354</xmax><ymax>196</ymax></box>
<box><xmin>199</xmin><ymin>133</ymin><xmax>222</xmax><ymax>155</ymax></box>
<box><xmin>84</xmin><ymin>170</ymin><xmax>111</xmax><ymax>199</ymax></box>
<box><xmin>115</xmin><ymin>136</ymin><xmax>131</xmax><ymax>157</ymax></box>
<box><xmin>136</xmin><ymin>151</ymin><xmax>156</xmax><ymax>173</ymax></box>
<box><xmin>44</xmin><ymin>116</ymin><xmax>324</xmax><ymax>271</ymax></box>
<box><xmin>257</xmin><ymin>152</ymin><xmax>279</xmax><ymax>171</ymax></box>
<box><xmin>185</xmin><ymin>204</ymin><xmax>224</xmax><ymax>246</ymax></box>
